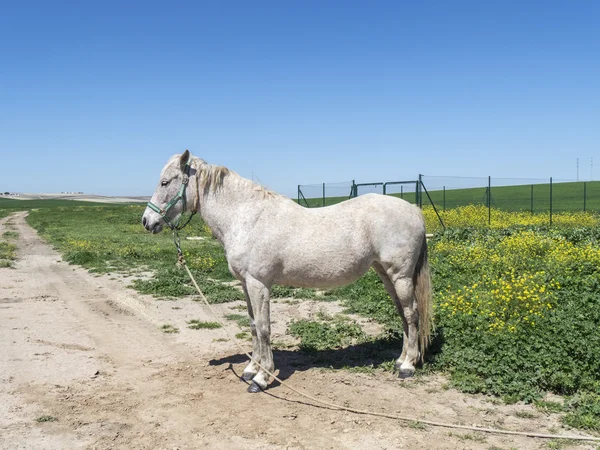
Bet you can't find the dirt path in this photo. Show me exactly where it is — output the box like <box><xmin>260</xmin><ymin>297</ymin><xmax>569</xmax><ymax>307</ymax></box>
<box><xmin>0</xmin><ymin>212</ymin><xmax>597</xmax><ymax>450</ymax></box>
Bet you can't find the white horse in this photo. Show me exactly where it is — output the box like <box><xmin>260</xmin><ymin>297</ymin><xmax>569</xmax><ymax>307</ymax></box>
<box><xmin>142</xmin><ymin>151</ymin><xmax>432</xmax><ymax>393</ymax></box>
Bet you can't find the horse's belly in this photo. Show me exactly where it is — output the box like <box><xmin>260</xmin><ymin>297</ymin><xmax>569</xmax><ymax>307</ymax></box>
<box><xmin>277</xmin><ymin>257</ymin><xmax>372</xmax><ymax>289</ymax></box>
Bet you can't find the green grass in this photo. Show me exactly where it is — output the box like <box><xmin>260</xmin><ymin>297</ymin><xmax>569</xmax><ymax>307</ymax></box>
<box><xmin>235</xmin><ymin>331</ymin><xmax>250</xmax><ymax>340</ymax></box>
<box><xmin>160</xmin><ymin>324</ymin><xmax>179</xmax><ymax>333</ymax></box>
<box><xmin>563</xmin><ymin>392</ymin><xmax>600</xmax><ymax>432</ymax></box>
<box><xmin>224</xmin><ymin>313</ymin><xmax>251</xmax><ymax>328</ymax></box>
<box><xmin>288</xmin><ymin>315</ymin><xmax>369</xmax><ymax>352</ymax></box>
<box><xmin>35</xmin><ymin>415</ymin><xmax>58</xmax><ymax>423</ymax></box>
<box><xmin>0</xmin><ymin>241</ymin><xmax>17</xmax><ymax>267</ymax></box>
<box><xmin>2</xmin><ymin>231</ymin><xmax>18</xmax><ymax>239</ymax></box>
<box><xmin>0</xmin><ymin>197</ymin><xmax>125</xmax><ymax>209</ymax></box>
<box><xmin>534</xmin><ymin>400</ymin><xmax>565</xmax><ymax>414</ymax></box>
<box><xmin>187</xmin><ymin>319</ymin><xmax>222</xmax><ymax>329</ymax></box>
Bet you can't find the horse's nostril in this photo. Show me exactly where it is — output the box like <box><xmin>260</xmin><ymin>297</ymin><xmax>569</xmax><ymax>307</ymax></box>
<box><xmin>142</xmin><ymin>217</ymin><xmax>147</xmax><ymax>226</ymax></box>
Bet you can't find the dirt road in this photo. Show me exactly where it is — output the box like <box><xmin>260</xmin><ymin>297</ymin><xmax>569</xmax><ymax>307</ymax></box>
<box><xmin>0</xmin><ymin>212</ymin><xmax>596</xmax><ymax>449</ymax></box>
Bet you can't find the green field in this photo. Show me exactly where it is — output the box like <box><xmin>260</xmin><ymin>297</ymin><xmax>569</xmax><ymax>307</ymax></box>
<box><xmin>300</xmin><ymin>180</ymin><xmax>600</xmax><ymax>213</ymax></box>
<box><xmin>2</xmin><ymin>200</ymin><xmax>599</xmax><ymax>432</ymax></box>
<box><xmin>0</xmin><ymin>197</ymin><xmax>120</xmax><ymax>213</ymax></box>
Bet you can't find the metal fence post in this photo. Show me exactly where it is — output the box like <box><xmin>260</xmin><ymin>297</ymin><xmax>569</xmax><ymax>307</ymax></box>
<box><xmin>488</xmin><ymin>176</ymin><xmax>491</xmax><ymax>225</ymax></box>
<box><xmin>443</xmin><ymin>186</ymin><xmax>446</xmax><ymax>212</ymax></box>
<box><xmin>400</xmin><ymin>185</ymin><xmax>403</xmax><ymax>199</ymax></box>
<box><xmin>584</xmin><ymin>182</ymin><xmax>587</xmax><ymax>212</ymax></box>
<box><xmin>550</xmin><ymin>177</ymin><xmax>553</xmax><ymax>226</ymax></box>
<box><xmin>297</xmin><ymin>185</ymin><xmax>300</xmax><ymax>205</ymax></box>
<box><xmin>530</xmin><ymin>184</ymin><xmax>534</xmax><ymax>214</ymax></box>
<box><xmin>418</xmin><ymin>175</ymin><xmax>423</xmax><ymax>207</ymax></box>
<box><xmin>322</xmin><ymin>182</ymin><xmax>325</xmax><ymax>207</ymax></box>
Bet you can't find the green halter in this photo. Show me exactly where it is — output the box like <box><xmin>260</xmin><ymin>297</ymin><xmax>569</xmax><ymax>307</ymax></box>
<box><xmin>146</xmin><ymin>157</ymin><xmax>196</xmax><ymax>231</ymax></box>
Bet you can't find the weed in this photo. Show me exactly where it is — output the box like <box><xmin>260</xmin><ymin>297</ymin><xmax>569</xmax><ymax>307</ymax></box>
<box><xmin>187</xmin><ymin>320</ymin><xmax>222</xmax><ymax>330</ymax></box>
<box><xmin>224</xmin><ymin>313</ymin><xmax>251</xmax><ymax>328</ymax></box>
<box><xmin>36</xmin><ymin>415</ymin><xmax>57</xmax><ymax>423</ymax></box>
<box><xmin>272</xmin><ymin>340</ymin><xmax>295</xmax><ymax>350</ymax></box>
<box><xmin>406</xmin><ymin>421</ymin><xmax>426</xmax><ymax>430</ymax></box>
<box><xmin>562</xmin><ymin>392</ymin><xmax>600</xmax><ymax>431</ymax></box>
<box><xmin>514</xmin><ymin>411</ymin><xmax>536</xmax><ymax>419</ymax></box>
<box><xmin>0</xmin><ymin>241</ymin><xmax>16</xmax><ymax>260</ymax></box>
<box><xmin>378</xmin><ymin>359</ymin><xmax>396</xmax><ymax>373</ymax></box>
<box><xmin>160</xmin><ymin>324</ymin><xmax>179</xmax><ymax>334</ymax></box>
<box><xmin>288</xmin><ymin>316</ymin><xmax>368</xmax><ymax>352</ymax></box>
<box><xmin>2</xmin><ymin>231</ymin><xmax>18</xmax><ymax>239</ymax></box>
<box><xmin>535</xmin><ymin>400</ymin><xmax>565</xmax><ymax>414</ymax></box>
<box><xmin>235</xmin><ymin>332</ymin><xmax>250</xmax><ymax>340</ymax></box>
<box><xmin>546</xmin><ymin>439</ymin><xmax>578</xmax><ymax>450</ymax></box>
<box><xmin>448</xmin><ymin>432</ymin><xmax>486</xmax><ymax>442</ymax></box>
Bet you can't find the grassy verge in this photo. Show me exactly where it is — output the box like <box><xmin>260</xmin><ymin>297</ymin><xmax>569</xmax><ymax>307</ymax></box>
<box><xmin>25</xmin><ymin>204</ymin><xmax>244</xmax><ymax>303</ymax></box>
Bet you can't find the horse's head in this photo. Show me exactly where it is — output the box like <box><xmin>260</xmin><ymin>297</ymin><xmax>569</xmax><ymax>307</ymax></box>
<box><xmin>142</xmin><ymin>150</ymin><xmax>196</xmax><ymax>233</ymax></box>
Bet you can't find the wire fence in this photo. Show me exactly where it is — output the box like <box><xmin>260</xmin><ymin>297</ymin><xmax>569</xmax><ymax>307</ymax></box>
<box><xmin>298</xmin><ymin>176</ymin><xmax>600</xmax><ymax>228</ymax></box>
<box><xmin>421</xmin><ymin>175</ymin><xmax>600</xmax><ymax>214</ymax></box>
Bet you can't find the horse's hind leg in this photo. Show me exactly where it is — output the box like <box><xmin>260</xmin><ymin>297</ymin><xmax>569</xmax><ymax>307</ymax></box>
<box><xmin>372</xmin><ymin>263</ymin><xmax>409</xmax><ymax>369</ymax></box>
<box><xmin>390</xmin><ymin>275</ymin><xmax>419</xmax><ymax>378</ymax></box>
<box><xmin>244</xmin><ymin>275</ymin><xmax>274</xmax><ymax>393</ymax></box>
<box><xmin>241</xmin><ymin>283</ymin><xmax>260</xmax><ymax>382</ymax></box>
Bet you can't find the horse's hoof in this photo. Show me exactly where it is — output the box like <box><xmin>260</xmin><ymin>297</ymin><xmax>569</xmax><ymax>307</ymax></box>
<box><xmin>247</xmin><ymin>381</ymin><xmax>263</xmax><ymax>393</ymax></box>
<box><xmin>398</xmin><ymin>368</ymin><xmax>415</xmax><ymax>379</ymax></box>
<box><xmin>241</xmin><ymin>372</ymin><xmax>255</xmax><ymax>382</ymax></box>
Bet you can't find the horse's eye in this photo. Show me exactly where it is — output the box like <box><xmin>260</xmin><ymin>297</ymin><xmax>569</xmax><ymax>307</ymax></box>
<box><xmin>161</xmin><ymin>180</ymin><xmax>169</xmax><ymax>187</ymax></box>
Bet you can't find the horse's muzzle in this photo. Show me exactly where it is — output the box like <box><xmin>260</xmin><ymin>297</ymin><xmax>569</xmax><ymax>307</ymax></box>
<box><xmin>142</xmin><ymin>216</ymin><xmax>162</xmax><ymax>234</ymax></box>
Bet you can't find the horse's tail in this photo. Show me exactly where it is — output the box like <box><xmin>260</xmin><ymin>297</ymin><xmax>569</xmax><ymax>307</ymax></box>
<box><xmin>414</xmin><ymin>236</ymin><xmax>433</xmax><ymax>362</ymax></box>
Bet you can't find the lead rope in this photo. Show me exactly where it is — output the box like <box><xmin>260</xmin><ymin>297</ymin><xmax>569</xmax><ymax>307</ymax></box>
<box><xmin>174</xmin><ymin>233</ymin><xmax>599</xmax><ymax>443</ymax></box>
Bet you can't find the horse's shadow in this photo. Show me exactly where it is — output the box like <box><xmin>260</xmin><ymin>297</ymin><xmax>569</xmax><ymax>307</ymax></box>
<box><xmin>209</xmin><ymin>330</ymin><xmax>445</xmax><ymax>388</ymax></box>
<box><xmin>210</xmin><ymin>337</ymin><xmax>404</xmax><ymax>385</ymax></box>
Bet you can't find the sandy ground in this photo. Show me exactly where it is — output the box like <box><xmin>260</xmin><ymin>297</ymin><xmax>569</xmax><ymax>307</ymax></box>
<box><xmin>0</xmin><ymin>212</ymin><xmax>598</xmax><ymax>450</ymax></box>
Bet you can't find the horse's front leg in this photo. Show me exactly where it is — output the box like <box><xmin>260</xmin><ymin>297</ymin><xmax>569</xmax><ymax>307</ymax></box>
<box><xmin>240</xmin><ymin>283</ymin><xmax>260</xmax><ymax>382</ymax></box>
<box><xmin>244</xmin><ymin>276</ymin><xmax>274</xmax><ymax>393</ymax></box>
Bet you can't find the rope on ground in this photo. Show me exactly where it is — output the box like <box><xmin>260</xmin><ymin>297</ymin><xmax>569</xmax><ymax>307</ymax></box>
<box><xmin>181</xmin><ymin>262</ymin><xmax>600</xmax><ymax>443</ymax></box>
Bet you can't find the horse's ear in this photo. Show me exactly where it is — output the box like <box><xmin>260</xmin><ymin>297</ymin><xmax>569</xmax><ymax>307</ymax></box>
<box><xmin>179</xmin><ymin>149</ymin><xmax>190</xmax><ymax>171</ymax></box>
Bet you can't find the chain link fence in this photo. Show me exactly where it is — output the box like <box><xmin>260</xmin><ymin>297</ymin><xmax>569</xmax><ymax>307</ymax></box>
<box><xmin>298</xmin><ymin>176</ymin><xmax>600</xmax><ymax>228</ymax></box>
<box><xmin>298</xmin><ymin>180</ymin><xmax>420</xmax><ymax>207</ymax></box>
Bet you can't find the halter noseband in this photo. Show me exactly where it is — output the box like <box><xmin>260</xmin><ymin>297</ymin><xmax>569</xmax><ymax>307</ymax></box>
<box><xmin>146</xmin><ymin>156</ymin><xmax>196</xmax><ymax>231</ymax></box>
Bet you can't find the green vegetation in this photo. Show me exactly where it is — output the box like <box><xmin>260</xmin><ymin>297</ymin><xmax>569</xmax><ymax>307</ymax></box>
<box><xmin>224</xmin><ymin>313</ymin><xmax>251</xmax><ymax>328</ymax></box>
<box><xmin>0</xmin><ymin>241</ymin><xmax>17</xmax><ymax>267</ymax></box>
<box><xmin>35</xmin><ymin>415</ymin><xmax>58</xmax><ymax>423</ymax></box>
<box><xmin>160</xmin><ymin>324</ymin><xmax>179</xmax><ymax>333</ymax></box>
<box><xmin>187</xmin><ymin>319</ymin><xmax>222</xmax><ymax>329</ymax></box>
<box><xmin>288</xmin><ymin>314</ymin><xmax>368</xmax><ymax>352</ymax></box>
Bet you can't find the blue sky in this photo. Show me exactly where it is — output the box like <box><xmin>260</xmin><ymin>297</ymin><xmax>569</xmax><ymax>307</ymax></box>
<box><xmin>1</xmin><ymin>1</ymin><xmax>598</xmax><ymax>197</ymax></box>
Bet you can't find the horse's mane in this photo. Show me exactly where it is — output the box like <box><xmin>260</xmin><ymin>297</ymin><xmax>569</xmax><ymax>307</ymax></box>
<box><xmin>194</xmin><ymin>158</ymin><xmax>278</xmax><ymax>200</ymax></box>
